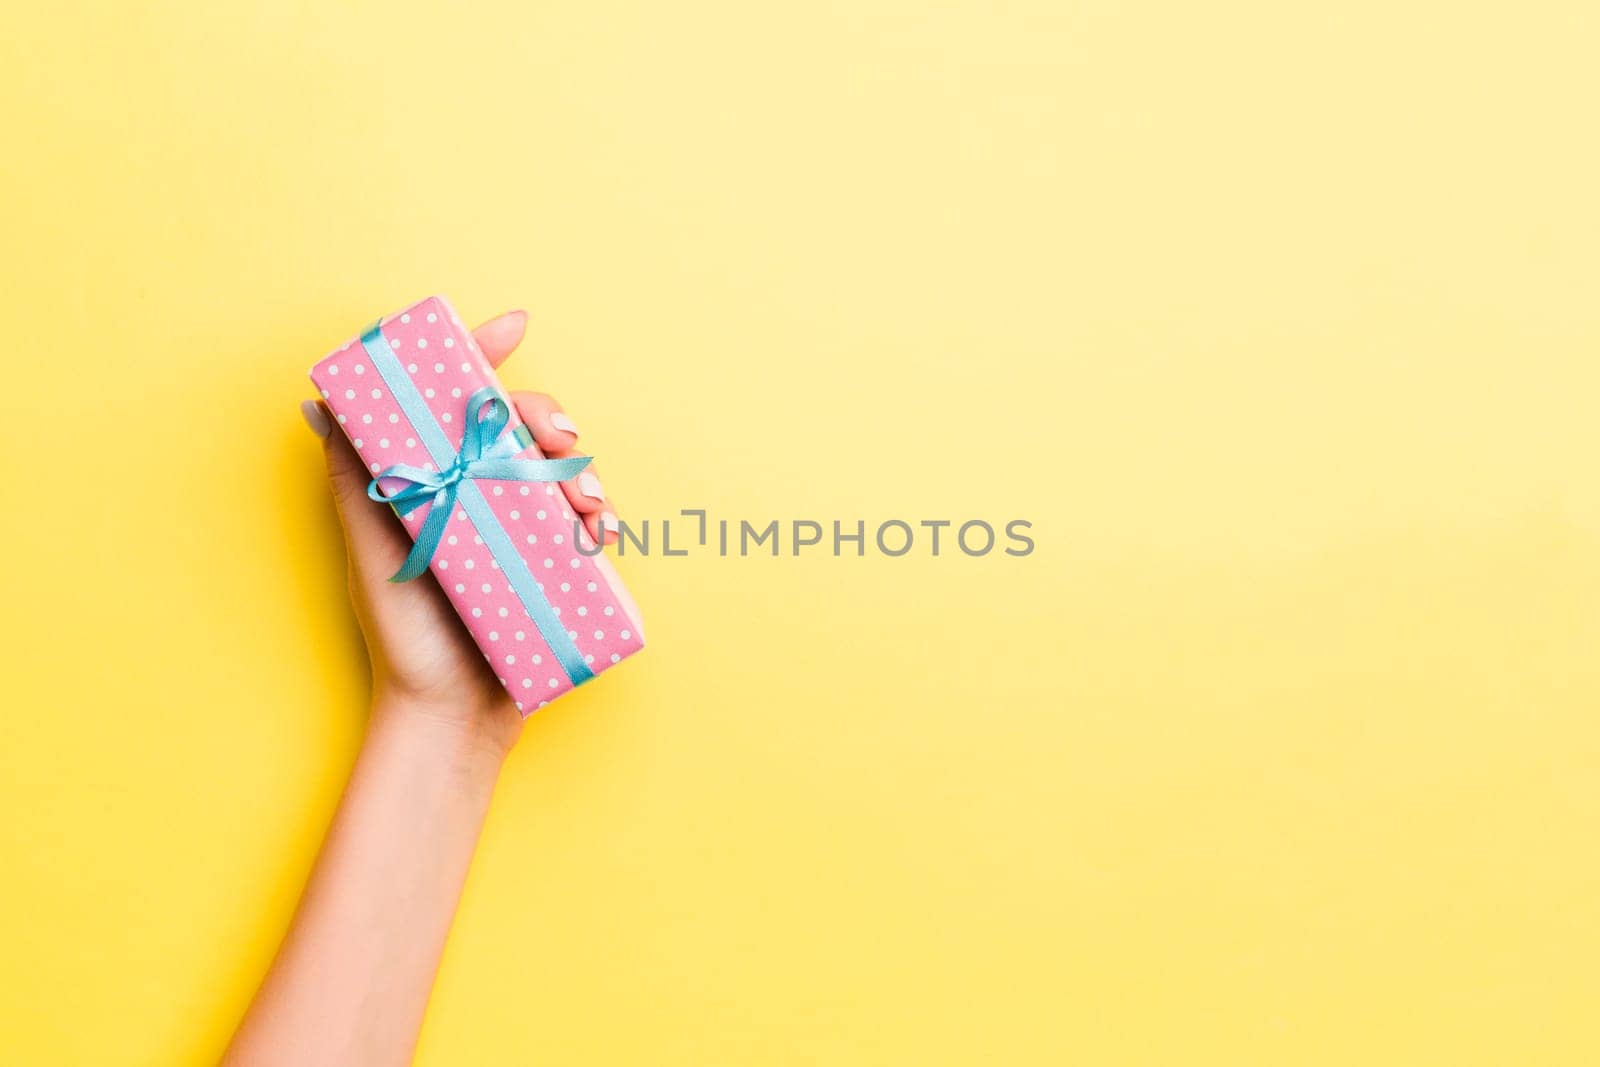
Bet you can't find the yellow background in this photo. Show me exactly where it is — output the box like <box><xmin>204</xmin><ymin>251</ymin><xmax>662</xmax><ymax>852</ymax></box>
<box><xmin>3</xmin><ymin>2</ymin><xmax>1598</xmax><ymax>1063</ymax></box>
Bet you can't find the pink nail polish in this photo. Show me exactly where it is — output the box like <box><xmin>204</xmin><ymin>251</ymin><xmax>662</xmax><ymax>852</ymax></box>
<box><xmin>299</xmin><ymin>399</ymin><xmax>331</xmax><ymax>438</ymax></box>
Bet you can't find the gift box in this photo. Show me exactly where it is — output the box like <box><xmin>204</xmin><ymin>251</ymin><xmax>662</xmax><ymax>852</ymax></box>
<box><xmin>309</xmin><ymin>296</ymin><xmax>643</xmax><ymax>713</ymax></box>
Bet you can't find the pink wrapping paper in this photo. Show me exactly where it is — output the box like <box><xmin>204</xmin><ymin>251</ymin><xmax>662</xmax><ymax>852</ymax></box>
<box><xmin>309</xmin><ymin>296</ymin><xmax>643</xmax><ymax>713</ymax></box>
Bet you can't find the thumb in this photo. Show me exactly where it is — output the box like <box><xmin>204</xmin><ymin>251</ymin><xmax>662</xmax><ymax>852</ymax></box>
<box><xmin>302</xmin><ymin>400</ymin><xmax>414</xmax><ymax>581</ymax></box>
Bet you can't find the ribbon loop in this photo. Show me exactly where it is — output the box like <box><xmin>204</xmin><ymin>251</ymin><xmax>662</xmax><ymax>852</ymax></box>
<box><xmin>367</xmin><ymin>386</ymin><xmax>591</xmax><ymax>582</ymax></box>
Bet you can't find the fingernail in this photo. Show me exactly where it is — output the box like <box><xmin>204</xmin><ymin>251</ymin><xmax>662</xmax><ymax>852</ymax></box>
<box><xmin>300</xmin><ymin>399</ymin><xmax>331</xmax><ymax>438</ymax></box>
<box><xmin>599</xmin><ymin>511</ymin><xmax>619</xmax><ymax>538</ymax></box>
<box><xmin>578</xmin><ymin>472</ymin><xmax>605</xmax><ymax>500</ymax></box>
<box><xmin>550</xmin><ymin>412</ymin><xmax>579</xmax><ymax>437</ymax></box>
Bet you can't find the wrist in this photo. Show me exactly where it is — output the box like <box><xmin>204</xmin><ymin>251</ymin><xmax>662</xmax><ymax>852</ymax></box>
<box><xmin>369</xmin><ymin>690</ymin><xmax>519</xmax><ymax>769</ymax></box>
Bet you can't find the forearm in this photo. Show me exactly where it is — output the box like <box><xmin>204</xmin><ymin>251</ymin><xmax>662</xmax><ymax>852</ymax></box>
<box><xmin>224</xmin><ymin>700</ymin><xmax>505</xmax><ymax>1066</ymax></box>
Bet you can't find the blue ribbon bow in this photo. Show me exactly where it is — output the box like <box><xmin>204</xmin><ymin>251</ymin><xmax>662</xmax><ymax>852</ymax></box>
<box><xmin>367</xmin><ymin>386</ymin><xmax>591</xmax><ymax>582</ymax></box>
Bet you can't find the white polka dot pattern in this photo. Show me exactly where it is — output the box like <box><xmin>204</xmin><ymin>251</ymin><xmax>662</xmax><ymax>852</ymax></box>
<box><xmin>309</xmin><ymin>295</ymin><xmax>644</xmax><ymax>713</ymax></box>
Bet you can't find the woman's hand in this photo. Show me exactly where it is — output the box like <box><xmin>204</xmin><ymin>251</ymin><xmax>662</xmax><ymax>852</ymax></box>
<box><xmin>298</xmin><ymin>309</ymin><xmax>620</xmax><ymax>758</ymax></box>
<box><xmin>226</xmin><ymin>308</ymin><xmax>623</xmax><ymax>1067</ymax></box>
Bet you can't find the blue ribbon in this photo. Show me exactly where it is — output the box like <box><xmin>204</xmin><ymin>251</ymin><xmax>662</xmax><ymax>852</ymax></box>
<box><xmin>358</xmin><ymin>322</ymin><xmax>596</xmax><ymax>685</ymax></box>
<box><xmin>367</xmin><ymin>387</ymin><xmax>590</xmax><ymax>582</ymax></box>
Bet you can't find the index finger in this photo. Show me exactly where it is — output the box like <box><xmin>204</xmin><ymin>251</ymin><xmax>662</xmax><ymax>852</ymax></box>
<box><xmin>473</xmin><ymin>309</ymin><xmax>529</xmax><ymax>368</ymax></box>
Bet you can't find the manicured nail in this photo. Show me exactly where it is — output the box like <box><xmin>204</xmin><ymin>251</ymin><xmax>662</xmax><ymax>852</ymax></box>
<box><xmin>578</xmin><ymin>472</ymin><xmax>605</xmax><ymax>500</ymax></box>
<box><xmin>550</xmin><ymin>411</ymin><xmax>579</xmax><ymax>437</ymax></box>
<box><xmin>300</xmin><ymin>399</ymin><xmax>331</xmax><ymax>438</ymax></box>
<box><xmin>599</xmin><ymin>511</ymin><xmax>619</xmax><ymax>538</ymax></box>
